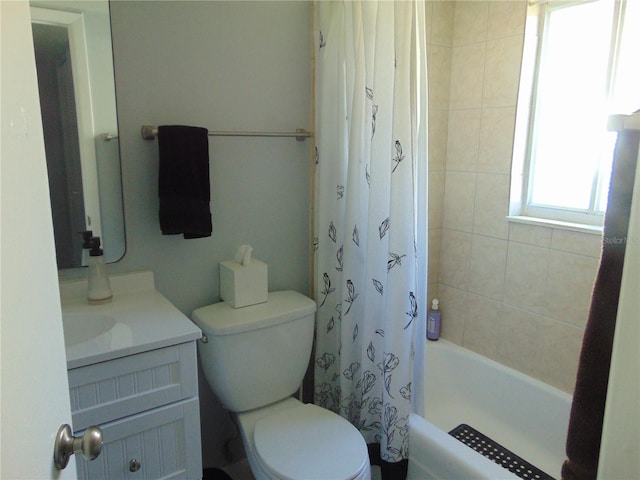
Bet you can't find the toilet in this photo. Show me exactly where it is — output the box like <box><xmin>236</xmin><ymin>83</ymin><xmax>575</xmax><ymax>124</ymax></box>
<box><xmin>192</xmin><ymin>291</ymin><xmax>371</xmax><ymax>480</ymax></box>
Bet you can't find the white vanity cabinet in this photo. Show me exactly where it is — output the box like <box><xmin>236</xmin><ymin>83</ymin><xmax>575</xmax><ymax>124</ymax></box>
<box><xmin>59</xmin><ymin>271</ymin><xmax>204</xmax><ymax>480</ymax></box>
<box><xmin>69</xmin><ymin>342</ymin><xmax>202</xmax><ymax>479</ymax></box>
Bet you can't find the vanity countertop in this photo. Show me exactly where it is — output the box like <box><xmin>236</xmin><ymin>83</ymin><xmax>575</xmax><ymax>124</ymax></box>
<box><xmin>60</xmin><ymin>270</ymin><xmax>201</xmax><ymax>370</ymax></box>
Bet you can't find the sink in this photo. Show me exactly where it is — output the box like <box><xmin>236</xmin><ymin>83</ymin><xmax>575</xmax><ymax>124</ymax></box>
<box><xmin>59</xmin><ymin>271</ymin><xmax>202</xmax><ymax>369</ymax></box>
<box><xmin>62</xmin><ymin>312</ymin><xmax>116</xmax><ymax>347</ymax></box>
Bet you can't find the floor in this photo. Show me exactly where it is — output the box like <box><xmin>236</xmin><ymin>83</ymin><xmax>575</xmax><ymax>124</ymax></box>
<box><xmin>222</xmin><ymin>459</ymin><xmax>254</xmax><ymax>480</ymax></box>
<box><xmin>217</xmin><ymin>459</ymin><xmax>382</xmax><ymax>480</ymax></box>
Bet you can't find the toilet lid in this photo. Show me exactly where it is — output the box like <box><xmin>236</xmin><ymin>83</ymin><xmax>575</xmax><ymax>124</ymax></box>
<box><xmin>253</xmin><ymin>404</ymin><xmax>368</xmax><ymax>480</ymax></box>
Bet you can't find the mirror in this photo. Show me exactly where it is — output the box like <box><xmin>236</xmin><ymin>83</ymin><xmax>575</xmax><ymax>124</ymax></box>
<box><xmin>31</xmin><ymin>0</ymin><xmax>125</xmax><ymax>269</ymax></box>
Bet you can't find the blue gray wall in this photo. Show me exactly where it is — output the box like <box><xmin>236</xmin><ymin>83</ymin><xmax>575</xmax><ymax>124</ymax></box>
<box><xmin>108</xmin><ymin>0</ymin><xmax>312</xmax><ymax>468</ymax></box>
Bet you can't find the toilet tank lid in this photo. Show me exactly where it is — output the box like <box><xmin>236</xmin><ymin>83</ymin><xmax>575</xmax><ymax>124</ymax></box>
<box><xmin>191</xmin><ymin>291</ymin><xmax>316</xmax><ymax>336</ymax></box>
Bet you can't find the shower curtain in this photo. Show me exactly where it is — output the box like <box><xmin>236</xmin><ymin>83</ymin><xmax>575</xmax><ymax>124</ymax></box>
<box><xmin>313</xmin><ymin>1</ymin><xmax>428</xmax><ymax>477</ymax></box>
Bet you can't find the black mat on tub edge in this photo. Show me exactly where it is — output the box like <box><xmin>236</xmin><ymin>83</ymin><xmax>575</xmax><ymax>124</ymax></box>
<box><xmin>448</xmin><ymin>424</ymin><xmax>555</xmax><ymax>480</ymax></box>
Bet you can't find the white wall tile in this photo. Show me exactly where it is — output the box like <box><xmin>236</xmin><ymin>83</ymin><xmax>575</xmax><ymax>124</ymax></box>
<box><xmin>428</xmin><ymin>282</ymin><xmax>440</xmax><ymax>307</ymax></box>
<box><xmin>482</xmin><ymin>34</ymin><xmax>524</xmax><ymax>107</ymax></box>
<box><xmin>428</xmin><ymin>228</ymin><xmax>442</xmax><ymax>288</ymax></box>
<box><xmin>431</xmin><ymin>0</ymin><xmax>592</xmax><ymax>393</ymax></box>
<box><xmin>449</xmin><ymin>42</ymin><xmax>486</xmax><ymax>109</ymax></box>
<box><xmin>551</xmin><ymin>229</ymin><xmax>603</xmax><ymax>258</ymax></box>
<box><xmin>428</xmin><ymin>45</ymin><xmax>452</xmax><ymax>110</ymax></box>
<box><xmin>487</xmin><ymin>1</ymin><xmax>527</xmax><ymax>40</ymax></box>
<box><xmin>473</xmin><ymin>173</ymin><xmax>510</xmax><ymax>239</ymax></box>
<box><xmin>478</xmin><ymin>106</ymin><xmax>516</xmax><ymax>174</ymax></box>
<box><xmin>453</xmin><ymin>1</ymin><xmax>489</xmax><ymax>46</ymax></box>
<box><xmin>536</xmin><ymin>317</ymin><xmax>583</xmax><ymax>392</ymax></box>
<box><xmin>443</xmin><ymin>171</ymin><xmax>477</xmax><ymax>232</ymax></box>
<box><xmin>429</xmin><ymin>170</ymin><xmax>445</xmax><ymax>229</ymax></box>
<box><xmin>425</xmin><ymin>1</ymin><xmax>434</xmax><ymax>46</ymax></box>
<box><xmin>428</xmin><ymin>108</ymin><xmax>449</xmax><ymax>171</ymax></box>
<box><xmin>446</xmin><ymin>108</ymin><xmax>481</xmax><ymax>172</ymax></box>
<box><xmin>463</xmin><ymin>293</ymin><xmax>502</xmax><ymax>360</ymax></box>
<box><xmin>545</xmin><ymin>250</ymin><xmax>598</xmax><ymax>327</ymax></box>
<box><xmin>430</xmin><ymin>0</ymin><xmax>456</xmax><ymax>47</ymax></box>
<box><xmin>468</xmin><ymin>235</ymin><xmax>508</xmax><ymax>300</ymax></box>
<box><xmin>437</xmin><ymin>284</ymin><xmax>468</xmax><ymax>345</ymax></box>
<box><xmin>439</xmin><ymin>228</ymin><xmax>472</xmax><ymax>290</ymax></box>
<box><xmin>504</xmin><ymin>242</ymin><xmax>549</xmax><ymax>313</ymax></box>
<box><xmin>509</xmin><ymin>222</ymin><xmax>552</xmax><ymax>248</ymax></box>
<box><xmin>496</xmin><ymin>304</ymin><xmax>542</xmax><ymax>378</ymax></box>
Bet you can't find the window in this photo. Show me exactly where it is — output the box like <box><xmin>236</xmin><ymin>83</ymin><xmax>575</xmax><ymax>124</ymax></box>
<box><xmin>515</xmin><ymin>0</ymin><xmax>640</xmax><ymax>228</ymax></box>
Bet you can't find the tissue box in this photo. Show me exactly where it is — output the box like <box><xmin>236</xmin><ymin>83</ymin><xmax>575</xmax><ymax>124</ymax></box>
<box><xmin>220</xmin><ymin>259</ymin><xmax>268</xmax><ymax>308</ymax></box>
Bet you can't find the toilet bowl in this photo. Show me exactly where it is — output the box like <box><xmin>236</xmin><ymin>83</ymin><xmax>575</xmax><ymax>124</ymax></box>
<box><xmin>192</xmin><ymin>291</ymin><xmax>371</xmax><ymax>480</ymax></box>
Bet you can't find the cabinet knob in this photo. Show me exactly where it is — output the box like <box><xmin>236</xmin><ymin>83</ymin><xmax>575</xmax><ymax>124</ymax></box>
<box><xmin>129</xmin><ymin>458</ymin><xmax>141</xmax><ymax>472</ymax></box>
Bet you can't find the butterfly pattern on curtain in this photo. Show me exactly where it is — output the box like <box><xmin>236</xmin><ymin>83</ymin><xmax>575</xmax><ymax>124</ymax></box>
<box><xmin>313</xmin><ymin>1</ymin><xmax>427</xmax><ymax>465</ymax></box>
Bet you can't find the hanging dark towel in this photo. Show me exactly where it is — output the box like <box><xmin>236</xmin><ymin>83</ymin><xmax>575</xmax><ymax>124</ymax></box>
<box><xmin>562</xmin><ymin>128</ymin><xmax>639</xmax><ymax>480</ymax></box>
<box><xmin>158</xmin><ymin>125</ymin><xmax>212</xmax><ymax>239</ymax></box>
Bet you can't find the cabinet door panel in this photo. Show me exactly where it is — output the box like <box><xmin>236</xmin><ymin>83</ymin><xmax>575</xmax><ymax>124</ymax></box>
<box><xmin>76</xmin><ymin>398</ymin><xmax>202</xmax><ymax>480</ymax></box>
<box><xmin>69</xmin><ymin>343</ymin><xmax>198</xmax><ymax>430</ymax></box>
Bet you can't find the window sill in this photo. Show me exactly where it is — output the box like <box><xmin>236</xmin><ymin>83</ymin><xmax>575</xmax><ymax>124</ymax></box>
<box><xmin>506</xmin><ymin>216</ymin><xmax>603</xmax><ymax>236</ymax></box>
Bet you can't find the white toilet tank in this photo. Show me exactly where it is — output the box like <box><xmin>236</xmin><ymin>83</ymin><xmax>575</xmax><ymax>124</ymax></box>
<box><xmin>191</xmin><ymin>291</ymin><xmax>316</xmax><ymax>412</ymax></box>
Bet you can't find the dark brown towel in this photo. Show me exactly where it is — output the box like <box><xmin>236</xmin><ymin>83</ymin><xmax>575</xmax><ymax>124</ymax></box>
<box><xmin>158</xmin><ymin>125</ymin><xmax>212</xmax><ymax>239</ymax></box>
<box><xmin>562</xmin><ymin>129</ymin><xmax>639</xmax><ymax>480</ymax></box>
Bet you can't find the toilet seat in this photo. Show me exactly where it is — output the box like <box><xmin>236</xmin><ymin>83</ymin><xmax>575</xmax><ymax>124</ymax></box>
<box><xmin>253</xmin><ymin>403</ymin><xmax>370</xmax><ymax>480</ymax></box>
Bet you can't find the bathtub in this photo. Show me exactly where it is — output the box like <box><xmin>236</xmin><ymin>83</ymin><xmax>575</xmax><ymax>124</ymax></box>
<box><xmin>407</xmin><ymin>340</ymin><xmax>572</xmax><ymax>480</ymax></box>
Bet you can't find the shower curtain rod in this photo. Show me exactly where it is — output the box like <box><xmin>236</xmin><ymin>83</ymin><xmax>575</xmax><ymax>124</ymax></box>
<box><xmin>141</xmin><ymin>125</ymin><xmax>313</xmax><ymax>142</ymax></box>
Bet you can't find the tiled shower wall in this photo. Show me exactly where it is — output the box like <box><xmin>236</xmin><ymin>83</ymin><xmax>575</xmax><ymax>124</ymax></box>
<box><xmin>425</xmin><ymin>1</ymin><xmax>601</xmax><ymax>393</ymax></box>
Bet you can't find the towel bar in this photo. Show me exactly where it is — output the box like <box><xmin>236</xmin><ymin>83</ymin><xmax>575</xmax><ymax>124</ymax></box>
<box><xmin>141</xmin><ymin>125</ymin><xmax>313</xmax><ymax>142</ymax></box>
<box><xmin>608</xmin><ymin>112</ymin><xmax>640</xmax><ymax>132</ymax></box>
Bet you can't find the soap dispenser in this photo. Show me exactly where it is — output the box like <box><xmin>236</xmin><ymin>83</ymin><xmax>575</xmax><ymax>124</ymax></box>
<box><xmin>87</xmin><ymin>236</ymin><xmax>113</xmax><ymax>304</ymax></box>
<box><xmin>427</xmin><ymin>298</ymin><xmax>441</xmax><ymax>341</ymax></box>
<box><xmin>80</xmin><ymin>230</ymin><xmax>93</xmax><ymax>266</ymax></box>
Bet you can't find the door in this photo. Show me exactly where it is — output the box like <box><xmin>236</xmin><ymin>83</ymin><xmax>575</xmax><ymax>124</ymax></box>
<box><xmin>1</xmin><ymin>1</ymin><xmax>77</xmax><ymax>478</ymax></box>
<box><xmin>598</xmin><ymin>119</ymin><xmax>640</xmax><ymax>479</ymax></box>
